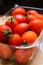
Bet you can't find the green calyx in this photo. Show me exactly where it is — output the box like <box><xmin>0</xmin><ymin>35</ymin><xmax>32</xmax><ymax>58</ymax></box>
<box><xmin>22</xmin><ymin>40</ymin><xmax>28</xmax><ymax>45</ymax></box>
<box><xmin>9</xmin><ymin>17</ymin><xmax>14</xmax><ymax>22</ymax></box>
<box><xmin>3</xmin><ymin>29</ymin><xmax>11</xmax><ymax>36</ymax></box>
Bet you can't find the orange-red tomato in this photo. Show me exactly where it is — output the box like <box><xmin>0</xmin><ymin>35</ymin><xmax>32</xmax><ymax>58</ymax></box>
<box><xmin>5</xmin><ymin>17</ymin><xmax>19</xmax><ymax>30</ymax></box>
<box><xmin>26</xmin><ymin>14</ymin><xmax>37</xmax><ymax>23</ymax></box>
<box><xmin>0</xmin><ymin>25</ymin><xmax>12</xmax><ymax>42</ymax></box>
<box><xmin>12</xmin><ymin>7</ymin><xmax>26</xmax><ymax>16</ymax></box>
<box><xmin>27</xmin><ymin>10</ymin><xmax>38</xmax><ymax>15</ymax></box>
<box><xmin>14</xmin><ymin>23</ymin><xmax>29</xmax><ymax>35</ymax></box>
<box><xmin>8</xmin><ymin>34</ymin><xmax>22</xmax><ymax>46</ymax></box>
<box><xmin>14</xmin><ymin>14</ymin><xmax>26</xmax><ymax>23</ymax></box>
<box><xmin>0</xmin><ymin>43</ymin><xmax>13</xmax><ymax>60</ymax></box>
<box><xmin>14</xmin><ymin>49</ymin><xmax>32</xmax><ymax>63</ymax></box>
<box><xmin>21</xmin><ymin>31</ymin><xmax>37</xmax><ymax>45</ymax></box>
<box><xmin>29</xmin><ymin>19</ymin><xmax>43</xmax><ymax>35</ymax></box>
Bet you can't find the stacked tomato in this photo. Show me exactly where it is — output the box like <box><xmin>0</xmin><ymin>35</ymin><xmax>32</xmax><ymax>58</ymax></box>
<box><xmin>0</xmin><ymin>7</ymin><xmax>43</xmax><ymax>63</ymax></box>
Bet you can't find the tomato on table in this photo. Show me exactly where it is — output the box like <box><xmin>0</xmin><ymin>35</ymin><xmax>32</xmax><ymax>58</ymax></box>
<box><xmin>12</xmin><ymin>7</ymin><xmax>26</xmax><ymax>16</ymax></box>
<box><xmin>14</xmin><ymin>23</ymin><xmax>29</xmax><ymax>35</ymax></box>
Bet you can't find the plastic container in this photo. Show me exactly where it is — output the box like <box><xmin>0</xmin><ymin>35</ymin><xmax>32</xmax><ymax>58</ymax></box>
<box><xmin>0</xmin><ymin>4</ymin><xmax>43</xmax><ymax>63</ymax></box>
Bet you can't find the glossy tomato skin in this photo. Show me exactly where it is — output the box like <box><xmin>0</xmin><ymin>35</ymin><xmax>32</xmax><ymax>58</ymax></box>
<box><xmin>12</xmin><ymin>7</ymin><xmax>26</xmax><ymax>16</ymax></box>
<box><xmin>14</xmin><ymin>14</ymin><xmax>26</xmax><ymax>23</ymax></box>
<box><xmin>0</xmin><ymin>25</ymin><xmax>12</xmax><ymax>42</ymax></box>
<box><xmin>14</xmin><ymin>23</ymin><xmax>29</xmax><ymax>35</ymax></box>
<box><xmin>8</xmin><ymin>34</ymin><xmax>22</xmax><ymax>46</ymax></box>
<box><xmin>0</xmin><ymin>43</ymin><xmax>13</xmax><ymax>60</ymax></box>
<box><xmin>26</xmin><ymin>15</ymin><xmax>37</xmax><ymax>23</ymax></box>
<box><xmin>21</xmin><ymin>31</ymin><xmax>37</xmax><ymax>45</ymax></box>
<box><xmin>29</xmin><ymin>19</ymin><xmax>43</xmax><ymax>35</ymax></box>
<box><xmin>14</xmin><ymin>49</ymin><xmax>32</xmax><ymax>63</ymax></box>
<box><xmin>5</xmin><ymin>18</ymin><xmax>19</xmax><ymax>30</ymax></box>
<box><xmin>27</xmin><ymin>10</ymin><xmax>38</xmax><ymax>15</ymax></box>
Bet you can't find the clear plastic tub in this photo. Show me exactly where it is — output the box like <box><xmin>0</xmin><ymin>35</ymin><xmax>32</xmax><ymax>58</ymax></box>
<box><xmin>0</xmin><ymin>4</ymin><xmax>43</xmax><ymax>63</ymax></box>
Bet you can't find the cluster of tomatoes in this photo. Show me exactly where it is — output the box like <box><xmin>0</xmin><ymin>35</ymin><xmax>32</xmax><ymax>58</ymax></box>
<box><xmin>0</xmin><ymin>7</ymin><xmax>43</xmax><ymax>63</ymax></box>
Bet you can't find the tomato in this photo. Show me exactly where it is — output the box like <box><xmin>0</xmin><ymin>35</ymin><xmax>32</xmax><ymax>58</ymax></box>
<box><xmin>21</xmin><ymin>31</ymin><xmax>37</xmax><ymax>45</ymax></box>
<box><xmin>12</xmin><ymin>7</ymin><xmax>26</xmax><ymax>16</ymax></box>
<box><xmin>14</xmin><ymin>14</ymin><xmax>26</xmax><ymax>23</ymax></box>
<box><xmin>0</xmin><ymin>25</ymin><xmax>12</xmax><ymax>42</ymax></box>
<box><xmin>5</xmin><ymin>17</ymin><xmax>19</xmax><ymax>30</ymax></box>
<box><xmin>8</xmin><ymin>34</ymin><xmax>22</xmax><ymax>46</ymax></box>
<box><xmin>14</xmin><ymin>23</ymin><xmax>29</xmax><ymax>35</ymax></box>
<box><xmin>29</xmin><ymin>19</ymin><xmax>43</xmax><ymax>35</ymax></box>
<box><xmin>27</xmin><ymin>10</ymin><xmax>38</xmax><ymax>15</ymax></box>
<box><xmin>26</xmin><ymin>14</ymin><xmax>37</xmax><ymax>23</ymax></box>
<box><xmin>14</xmin><ymin>49</ymin><xmax>32</xmax><ymax>63</ymax></box>
<box><xmin>0</xmin><ymin>43</ymin><xmax>13</xmax><ymax>60</ymax></box>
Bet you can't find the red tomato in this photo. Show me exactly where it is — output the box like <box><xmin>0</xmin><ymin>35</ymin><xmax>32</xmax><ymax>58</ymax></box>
<box><xmin>29</xmin><ymin>19</ymin><xmax>43</xmax><ymax>35</ymax></box>
<box><xmin>12</xmin><ymin>7</ymin><xmax>26</xmax><ymax>16</ymax></box>
<box><xmin>14</xmin><ymin>23</ymin><xmax>29</xmax><ymax>35</ymax></box>
<box><xmin>14</xmin><ymin>14</ymin><xmax>26</xmax><ymax>23</ymax></box>
<box><xmin>14</xmin><ymin>49</ymin><xmax>31</xmax><ymax>63</ymax></box>
<box><xmin>21</xmin><ymin>31</ymin><xmax>37</xmax><ymax>45</ymax></box>
<box><xmin>8</xmin><ymin>34</ymin><xmax>22</xmax><ymax>46</ymax></box>
<box><xmin>27</xmin><ymin>10</ymin><xmax>38</xmax><ymax>15</ymax></box>
<box><xmin>0</xmin><ymin>43</ymin><xmax>13</xmax><ymax>60</ymax></box>
<box><xmin>5</xmin><ymin>17</ymin><xmax>19</xmax><ymax>30</ymax></box>
<box><xmin>26</xmin><ymin>14</ymin><xmax>37</xmax><ymax>23</ymax></box>
<box><xmin>0</xmin><ymin>25</ymin><xmax>12</xmax><ymax>42</ymax></box>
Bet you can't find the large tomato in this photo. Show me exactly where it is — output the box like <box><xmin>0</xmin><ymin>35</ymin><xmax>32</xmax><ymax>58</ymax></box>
<box><xmin>21</xmin><ymin>31</ymin><xmax>37</xmax><ymax>45</ymax></box>
<box><xmin>0</xmin><ymin>43</ymin><xmax>13</xmax><ymax>60</ymax></box>
<box><xmin>29</xmin><ymin>19</ymin><xmax>43</xmax><ymax>35</ymax></box>
<box><xmin>0</xmin><ymin>25</ymin><xmax>12</xmax><ymax>42</ymax></box>
<box><xmin>14</xmin><ymin>49</ymin><xmax>31</xmax><ymax>63</ymax></box>
<box><xmin>8</xmin><ymin>34</ymin><xmax>22</xmax><ymax>46</ymax></box>
<box><xmin>14</xmin><ymin>23</ymin><xmax>29</xmax><ymax>35</ymax></box>
<box><xmin>12</xmin><ymin>7</ymin><xmax>26</xmax><ymax>16</ymax></box>
<box><xmin>14</xmin><ymin>14</ymin><xmax>26</xmax><ymax>23</ymax></box>
<box><xmin>5</xmin><ymin>17</ymin><xmax>19</xmax><ymax>30</ymax></box>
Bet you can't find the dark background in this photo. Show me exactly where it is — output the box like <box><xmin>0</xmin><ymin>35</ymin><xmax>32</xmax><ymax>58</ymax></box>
<box><xmin>0</xmin><ymin>0</ymin><xmax>43</xmax><ymax>15</ymax></box>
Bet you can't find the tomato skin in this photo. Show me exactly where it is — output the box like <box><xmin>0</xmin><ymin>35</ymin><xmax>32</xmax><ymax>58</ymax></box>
<box><xmin>12</xmin><ymin>7</ymin><xmax>26</xmax><ymax>16</ymax></box>
<box><xmin>27</xmin><ymin>10</ymin><xmax>38</xmax><ymax>15</ymax></box>
<box><xmin>21</xmin><ymin>31</ymin><xmax>37</xmax><ymax>45</ymax></box>
<box><xmin>14</xmin><ymin>14</ymin><xmax>26</xmax><ymax>23</ymax></box>
<box><xmin>0</xmin><ymin>43</ymin><xmax>13</xmax><ymax>60</ymax></box>
<box><xmin>5</xmin><ymin>18</ymin><xmax>19</xmax><ymax>30</ymax></box>
<box><xmin>0</xmin><ymin>25</ymin><xmax>12</xmax><ymax>42</ymax></box>
<box><xmin>8</xmin><ymin>34</ymin><xmax>22</xmax><ymax>46</ymax></box>
<box><xmin>29</xmin><ymin>19</ymin><xmax>43</xmax><ymax>35</ymax></box>
<box><xmin>14</xmin><ymin>23</ymin><xmax>29</xmax><ymax>35</ymax></box>
<box><xmin>27</xmin><ymin>15</ymin><xmax>37</xmax><ymax>23</ymax></box>
<box><xmin>14</xmin><ymin>49</ymin><xmax>31</xmax><ymax>63</ymax></box>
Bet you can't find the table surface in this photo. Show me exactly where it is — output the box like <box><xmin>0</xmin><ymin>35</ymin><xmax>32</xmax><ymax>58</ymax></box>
<box><xmin>0</xmin><ymin>16</ymin><xmax>43</xmax><ymax>65</ymax></box>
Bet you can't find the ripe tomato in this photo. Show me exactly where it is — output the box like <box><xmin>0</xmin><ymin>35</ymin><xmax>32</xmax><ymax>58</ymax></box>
<box><xmin>0</xmin><ymin>43</ymin><xmax>13</xmax><ymax>60</ymax></box>
<box><xmin>14</xmin><ymin>14</ymin><xmax>26</xmax><ymax>23</ymax></box>
<box><xmin>12</xmin><ymin>7</ymin><xmax>26</xmax><ymax>16</ymax></box>
<box><xmin>29</xmin><ymin>19</ymin><xmax>43</xmax><ymax>35</ymax></box>
<box><xmin>14</xmin><ymin>23</ymin><xmax>29</xmax><ymax>35</ymax></box>
<box><xmin>27</xmin><ymin>10</ymin><xmax>38</xmax><ymax>15</ymax></box>
<box><xmin>21</xmin><ymin>31</ymin><xmax>37</xmax><ymax>45</ymax></box>
<box><xmin>14</xmin><ymin>49</ymin><xmax>31</xmax><ymax>63</ymax></box>
<box><xmin>0</xmin><ymin>25</ymin><xmax>12</xmax><ymax>42</ymax></box>
<box><xmin>5</xmin><ymin>17</ymin><xmax>19</xmax><ymax>30</ymax></box>
<box><xmin>8</xmin><ymin>34</ymin><xmax>22</xmax><ymax>46</ymax></box>
<box><xmin>26</xmin><ymin>14</ymin><xmax>37</xmax><ymax>23</ymax></box>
